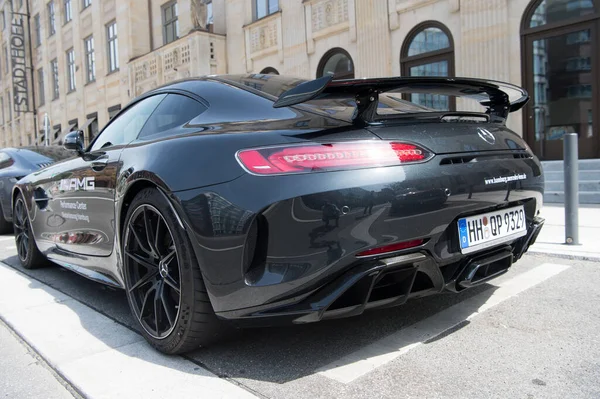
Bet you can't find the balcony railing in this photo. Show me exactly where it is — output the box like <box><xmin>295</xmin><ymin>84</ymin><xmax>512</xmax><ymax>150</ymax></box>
<box><xmin>303</xmin><ymin>0</ymin><xmax>356</xmax><ymax>54</ymax></box>
<box><xmin>129</xmin><ymin>31</ymin><xmax>226</xmax><ymax>98</ymax></box>
<box><xmin>243</xmin><ymin>11</ymin><xmax>283</xmax><ymax>72</ymax></box>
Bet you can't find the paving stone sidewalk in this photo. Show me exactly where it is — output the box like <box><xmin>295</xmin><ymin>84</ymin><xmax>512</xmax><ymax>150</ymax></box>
<box><xmin>530</xmin><ymin>204</ymin><xmax>600</xmax><ymax>260</ymax></box>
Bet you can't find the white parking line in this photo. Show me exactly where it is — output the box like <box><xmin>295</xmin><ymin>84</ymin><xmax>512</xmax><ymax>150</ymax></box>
<box><xmin>0</xmin><ymin>262</ymin><xmax>257</xmax><ymax>399</ymax></box>
<box><xmin>0</xmin><ymin>236</ymin><xmax>15</xmax><ymax>242</ymax></box>
<box><xmin>317</xmin><ymin>263</ymin><xmax>570</xmax><ymax>384</ymax></box>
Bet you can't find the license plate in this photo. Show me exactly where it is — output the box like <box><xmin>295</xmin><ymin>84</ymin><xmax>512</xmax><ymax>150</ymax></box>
<box><xmin>458</xmin><ymin>206</ymin><xmax>527</xmax><ymax>254</ymax></box>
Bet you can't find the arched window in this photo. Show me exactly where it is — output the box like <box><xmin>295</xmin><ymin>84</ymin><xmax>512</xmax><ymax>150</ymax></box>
<box><xmin>400</xmin><ymin>22</ymin><xmax>455</xmax><ymax>110</ymax></box>
<box><xmin>521</xmin><ymin>0</ymin><xmax>599</xmax><ymax>160</ymax></box>
<box><xmin>260</xmin><ymin>67</ymin><xmax>279</xmax><ymax>75</ymax></box>
<box><xmin>317</xmin><ymin>48</ymin><xmax>354</xmax><ymax>80</ymax></box>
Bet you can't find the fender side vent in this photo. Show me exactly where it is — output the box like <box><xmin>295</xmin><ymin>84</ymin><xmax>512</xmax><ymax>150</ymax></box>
<box><xmin>243</xmin><ymin>214</ymin><xmax>269</xmax><ymax>276</ymax></box>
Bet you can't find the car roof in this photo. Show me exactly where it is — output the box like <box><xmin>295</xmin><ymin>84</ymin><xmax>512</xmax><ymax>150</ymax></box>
<box><xmin>142</xmin><ymin>74</ymin><xmax>306</xmax><ymax>102</ymax></box>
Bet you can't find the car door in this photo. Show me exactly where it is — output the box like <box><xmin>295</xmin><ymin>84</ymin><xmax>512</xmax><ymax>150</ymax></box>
<box><xmin>21</xmin><ymin>162</ymin><xmax>66</xmax><ymax>254</ymax></box>
<box><xmin>51</xmin><ymin>94</ymin><xmax>166</xmax><ymax>257</ymax></box>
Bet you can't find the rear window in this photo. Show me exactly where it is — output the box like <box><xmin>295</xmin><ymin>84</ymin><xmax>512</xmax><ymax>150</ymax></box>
<box><xmin>138</xmin><ymin>94</ymin><xmax>207</xmax><ymax>139</ymax></box>
<box><xmin>300</xmin><ymin>93</ymin><xmax>436</xmax><ymax>121</ymax></box>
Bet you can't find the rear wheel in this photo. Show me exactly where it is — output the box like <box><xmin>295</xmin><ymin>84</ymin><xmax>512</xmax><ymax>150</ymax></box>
<box><xmin>13</xmin><ymin>194</ymin><xmax>48</xmax><ymax>269</ymax></box>
<box><xmin>123</xmin><ymin>188</ymin><xmax>225</xmax><ymax>354</ymax></box>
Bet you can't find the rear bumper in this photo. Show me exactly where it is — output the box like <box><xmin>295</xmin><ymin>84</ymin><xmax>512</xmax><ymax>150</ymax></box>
<box><xmin>215</xmin><ymin>216</ymin><xmax>544</xmax><ymax>326</ymax></box>
<box><xmin>171</xmin><ymin>150</ymin><xmax>544</xmax><ymax>318</ymax></box>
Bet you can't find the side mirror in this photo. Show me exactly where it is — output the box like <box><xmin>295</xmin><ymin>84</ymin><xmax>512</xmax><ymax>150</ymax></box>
<box><xmin>63</xmin><ymin>130</ymin><xmax>85</xmax><ymax>155</ymax></box>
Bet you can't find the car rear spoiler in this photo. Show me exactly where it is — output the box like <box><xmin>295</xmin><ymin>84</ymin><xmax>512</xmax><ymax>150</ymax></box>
<box><xmin>273</xmin><ymin>76</ymin><xmax>529</xmax><ymax>125</ymax></box>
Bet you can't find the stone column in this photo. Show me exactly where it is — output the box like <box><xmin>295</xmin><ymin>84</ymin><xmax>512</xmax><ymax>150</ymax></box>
<box><xmin>126</xmin><ymin>0</ymin><xmax>151</xmax><ymax>60</ymax></box>
<box><xmin>354</xmin><ymin>0</ymin><xmax>391</xmax><ymax>78</ymax></box>
<box><xmin>459</xmin><ymin>0</ymin><xmax>510</xmax><ymax>81</ymax></box>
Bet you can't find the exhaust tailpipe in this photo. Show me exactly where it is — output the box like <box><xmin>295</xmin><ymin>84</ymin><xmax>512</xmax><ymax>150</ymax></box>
<box><xmin>456</xmin><ymin>248</ymin><xmax>513</xmax><ymax>290</ymax></box>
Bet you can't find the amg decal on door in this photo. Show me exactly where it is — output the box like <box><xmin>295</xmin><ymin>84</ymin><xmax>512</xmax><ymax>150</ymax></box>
<box><xmin>59</xmin><ymin>177</ymin><xmax>95</xmax><ymax>191</ymax></box>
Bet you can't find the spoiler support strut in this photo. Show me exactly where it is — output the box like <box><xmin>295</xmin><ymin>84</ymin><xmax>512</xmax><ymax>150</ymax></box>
<box><xmin>355</xmin><ymin>90</ymin><xmax>379</xmax><ymax>127</ymax></box>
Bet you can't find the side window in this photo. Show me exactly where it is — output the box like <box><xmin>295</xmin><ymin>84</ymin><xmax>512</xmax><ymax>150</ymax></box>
<box><xmin>0</xmin><ymin>152</ymin><xmax>12</xmax><ymax>169</ymax></box>
<box><xmin>90</xmin><ymin>94</ymin><xmax>166</xmax><ymax>152</ymax></box>
<box><xmin>138</xmin><ymin>94</ymin><xmax>206</xmax><ymax>140</ymax></box>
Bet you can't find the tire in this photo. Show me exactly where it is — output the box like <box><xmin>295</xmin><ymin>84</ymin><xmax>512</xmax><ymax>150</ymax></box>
<box><xmin>122</xmin><ymin>188</ymin><xmax>226</xmax><ymax>354</ymax></box>
<box><xmin>0</xmin><ymin>203</ymin><xmax>13</xmax><ymax>234</ymax></box>
<box><xmin>13</xmin><ymin>193</ymin><xmax>48</xmax><ymax>269</ymax></box>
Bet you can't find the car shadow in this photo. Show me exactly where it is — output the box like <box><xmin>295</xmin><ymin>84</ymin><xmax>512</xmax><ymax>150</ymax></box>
<box><xmin>188</xmin><ymin>285</ymin><xmax>496</xmax><ymax>383</ymax></box>
<box><xmin>1</xmin><ymin>253</ymin><xmax>497</xmax><ymax>385</ymax></box>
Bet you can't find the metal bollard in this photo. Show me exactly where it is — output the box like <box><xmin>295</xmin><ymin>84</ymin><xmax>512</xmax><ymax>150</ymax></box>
<box><xmin>563</xmin><ymin>133</ymin><xmax>579</xmax><ymax>245</ymax></box>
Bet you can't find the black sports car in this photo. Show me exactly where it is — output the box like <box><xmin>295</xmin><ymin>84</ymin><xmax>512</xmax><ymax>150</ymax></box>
<box><xmin>0</xmin><ymin>146</ymin><xmax>73</xmax><ymax>233</ymax></box>
<box><xmin>12</xmin><ymin>74</ymin><xmax>545</xmax><ymax>354</ymax></box>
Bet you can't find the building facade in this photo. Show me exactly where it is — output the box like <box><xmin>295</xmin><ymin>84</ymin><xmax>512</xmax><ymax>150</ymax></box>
<box><xmin>0</xmin><ymin>0</ymin><xmax>598</xmax><ymax>160</ymax></box>
<box><xmin>0</xmin><ymin>0</ymin><xmax>227</xmax><ymax>148</ymax></box>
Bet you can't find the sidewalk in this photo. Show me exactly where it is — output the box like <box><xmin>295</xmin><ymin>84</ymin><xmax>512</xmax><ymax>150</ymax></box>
<box><xmin>0</xmin><ymin>262</ymin><xmax>257</xmax><ymax>399</ymax></box>
<box><xmin>0</xmin><ymin>320</ymin><xmax>76</xmax><ymax>399</ymax></box>
<box><xmin>529</xmin><ymin>204</ymin><xmax>600</xmax><ymax>260</ymax></box>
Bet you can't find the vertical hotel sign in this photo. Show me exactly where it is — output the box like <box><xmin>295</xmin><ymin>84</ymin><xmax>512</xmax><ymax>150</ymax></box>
<box><xmin>10</xmin><ymin>13</ymin><xmax>29</xmax><ymax>114</ymax></box>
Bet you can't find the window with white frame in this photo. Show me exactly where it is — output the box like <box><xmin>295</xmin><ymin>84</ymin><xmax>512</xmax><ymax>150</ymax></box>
<box><xmin>64</xmin><ymin>0</ymin><xmax>72</xmax><ymax>23</ymax></box>
<box><xmin>162</xmin><ymin>1</ymin><xmax>179</xmax><ymax>45</ymax></box>
<box><xmin>34</xmin><ymin>14</ymin><xmax>42</xmax><ymax>46</ymax></box>
<box><xmin>3</xmin><ymin>45</ymin><xmax>8</xmax><ymax>74</ymax></box>
<box><xmin>51</xmin><ymin>58</ymin><xmax>59</xmax><ymax>99</ymax></box>
<box><xmin>254</xmin><ymin>0</ymin><xmax>278</xmax><ymax>20</ymax></box>
<box><xmin>106</xmin><ymin>21</ymin><xmax>119</xmax><ymax>72</ymax></box>
<box><xmin>7</xmin><ymin>90</ymin><xmax>11</xmax><ymax>121</ymax></box>
<box><xmin>84</xmin><ymin>36</ymin><xmax>95</xmax><ymax>83</ymax></box>
<box><xmin>566</xmin><ymin>0</ymin><xmax>594</xmax><ymax>11</ymax></box>
<box><xmin>66</xmin><ymin>48</ymin><xmax>76</xmax><ymax>92</ymax></box>
<box><xmin>207</xmin><ymin>1</ymin><xmax>213</xmax><ymax>27</ymax></box>
<box><xmin>48</xmin><ymin>1</ymin><xmax>56</xmax><ymax>36</ymax></box>
<box><xmin>82</xmin><ymin>0</ymin><xmax>91</xmax><ymax>9</ymax></box>
<box><xmin>37</xmin><ymin>68</ymin><xmax>45</xmax><ymax>106</ymax></box>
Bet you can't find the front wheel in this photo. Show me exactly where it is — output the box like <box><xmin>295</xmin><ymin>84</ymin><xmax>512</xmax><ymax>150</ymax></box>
<box><xmin>122</xmin><ymin>188</ymin><xmax>226</xmax><ymax>354</ymax></box>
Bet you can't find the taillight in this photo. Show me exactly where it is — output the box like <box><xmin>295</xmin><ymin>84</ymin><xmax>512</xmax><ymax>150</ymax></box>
<box><xmin>356</xmin><ymin>239</ymin><xmax>425</xmax><ymax>257</ymax></box>
<box><xmin>237</xmin><ymin>142</ymin><xmax>430</xmax><ymax>175</ymax></box>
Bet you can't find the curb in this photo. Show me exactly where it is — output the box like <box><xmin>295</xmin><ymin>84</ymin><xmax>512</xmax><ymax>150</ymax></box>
<box><xmin>0</xmin><ymin>317</ymin><xmax>84</xmax><ymax>399</ymax></box>
<box><xmin>0</xmin><ymin>262</ymin><xmax>258</xmax><ymax>399</ymax></box>
<box><xmin>527</xmin><ymin>249</ymin><xmax>600</xmax><ymax>262</ymax></box>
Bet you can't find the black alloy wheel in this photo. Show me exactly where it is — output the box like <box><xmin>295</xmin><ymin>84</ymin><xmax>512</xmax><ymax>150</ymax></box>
<box><xmin>124</xmin><ymin>204</ymin><xmax>181</xmax><ymax>339</ymax></box>
<box><xmin>122</xmin><ymin>188</ymin><xmax>225</xmax><ymax>354</ymax></box>
<box><xmin>13</xmin><ymin>197</ymin><xmax>30</xmax><ymax>262</ymax></box>
<box><xmin>13</xmin><ymin>194</ymin><xmax>47</xmax><ymax>269</ymax></box>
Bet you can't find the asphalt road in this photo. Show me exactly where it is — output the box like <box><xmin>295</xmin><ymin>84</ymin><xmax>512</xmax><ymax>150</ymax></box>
<box><xmin>0</xmin><ymin>233</ymin><xmax>599</xmax><ymax>399</ymax></box>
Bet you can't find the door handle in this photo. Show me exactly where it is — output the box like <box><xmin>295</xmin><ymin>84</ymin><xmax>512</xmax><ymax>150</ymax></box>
<box><xmin>91</xmin><ymin>158</ymin><xmax>109</xmax><ymax>171</ymax></box>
